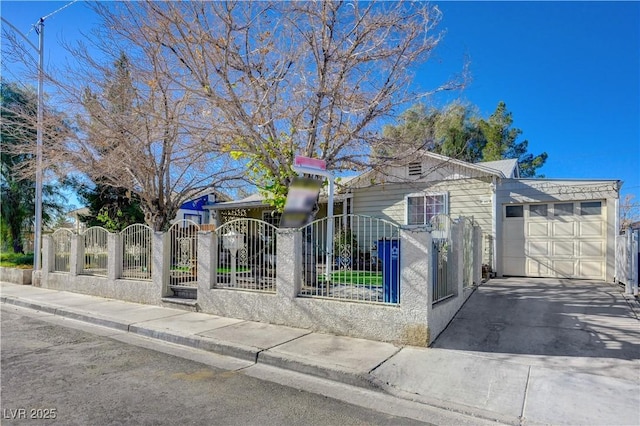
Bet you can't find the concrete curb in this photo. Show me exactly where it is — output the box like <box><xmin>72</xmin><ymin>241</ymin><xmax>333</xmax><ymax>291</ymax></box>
<box><xmin>4</xmin><ymin>297</ymin><xmax>59</xmax><ymax>315</ymax></box>
<box><xmin>257</xmin><ymin>350</ymin><xmax>381</xmax><ymax>390</ymax></box>
<box><xmin>1</xmin><ymin>295</ymin><xmax>371</xmax><ymax>386</ymax></box>
<box><xmin>127</xmin><ymin>325</ymin><xmax>260</xmax><ymax>363</ymax></box>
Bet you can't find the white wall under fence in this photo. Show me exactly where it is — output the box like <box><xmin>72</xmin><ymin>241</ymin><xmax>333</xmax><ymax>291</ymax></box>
<box><xmin>39</xmin><ymin>216</ymin><xmax>483</xmax><ymax>346</ymax></box>
<box><xmin>196</xmin><ymin>216</ymin><xmax>482</xmax><ymax>345</ymax></box>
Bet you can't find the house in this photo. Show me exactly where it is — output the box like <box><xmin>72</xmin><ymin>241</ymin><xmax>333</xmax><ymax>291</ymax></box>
<box><xmin>207</xmin><ymin>151</ymin><xmax>621</xmax><ymax>282</ymax></box>
<box><xmin>343</xmin><ymin>151</ymin><xmax>621</xmax><ymax>282</ymax></box>
<box><xmin>173</xmin><ymin>191</ymin><xmax>224</xmax><ymax>227</ymax></box>
<box><xmin>204</xmin><ymin>182</ymin><xmax>354</xmax><ymax>228</ymax></box>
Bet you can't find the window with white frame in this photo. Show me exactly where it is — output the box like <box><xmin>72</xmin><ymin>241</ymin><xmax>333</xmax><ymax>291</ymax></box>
<box><xmin>406</xmin><ymin>193</ymin><xmax>448</xmax><ymax>225</ymax></box>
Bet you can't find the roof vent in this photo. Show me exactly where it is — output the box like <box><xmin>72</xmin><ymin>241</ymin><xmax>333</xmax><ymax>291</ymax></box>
<box><xmin>408</xmin><ymin>162</ymin><xmax>422</xmax><ymax>177</ymax></box>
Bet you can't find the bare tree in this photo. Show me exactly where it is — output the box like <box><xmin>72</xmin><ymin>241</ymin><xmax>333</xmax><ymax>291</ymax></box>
<box><xmin>91</xmin><ymin>0</ymin><xmax>464</xmax><ymax>205</ymax></box>
<box><xmin>4</xmin><ymin>10</ymin><xmax>242</xmax><ymax>231</ymax></box>
<box><xmin>620</xmin><ymin>194</ymin><xmax>640</xmax><ymax>230</ymax></box>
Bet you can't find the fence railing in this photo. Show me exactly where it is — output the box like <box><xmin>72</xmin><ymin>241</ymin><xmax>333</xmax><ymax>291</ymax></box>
<box><xmin>80</xmin><ymin>226</ymin><xmax>109</xmax><ymax>276</ymax></box>
<box><xmin>484</xmin><ymin>234</ymin><xmax>494</xmax><ymax>274</ymax></box>
<box><xmin>52</xmin><ymin>229</ymin><xmax>73</xmax><ymax>272</ymax></box>
<box><xmin>431</xmin><ymin>214</ymin><xmax>455</xmax><ymax>303</ymax></box>
<box><xmin>169</xmin><ymin>220</ymin><xmax>200</xmax><ymax>288</ymax></box>
<box><xmin>461</xmin><ymin>217</ymin><xmax>474</xmax><ymax>289</ymax></box>
<box><xmin>298</xmin><ymin>214</ymin><xmax>401</xmax><ymax>304</ymax></box>
<box><xmin>616</xmin><ymin>228</ymin><xmax>639</xmax><ymax>295</ymax></box>
<box><xmin>215</xmin><ymin>218</ymin><xmax>277</xmax><ymax>293</ymax></box>
<box><xmin>121</xmin><ymin>224</ymin><xmax>152</xmax><ymax>280</ymax></box>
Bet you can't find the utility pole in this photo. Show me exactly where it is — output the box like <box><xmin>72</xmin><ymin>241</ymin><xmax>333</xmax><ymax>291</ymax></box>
<box><xmin>34</xmin><ymin>17</ymin><xmax>44</xmax><ymax>271</ymax></box>
<box><xmin>0</xmin><ymin>16</ymin><xmax>44</xmax><ymax>270</ymax></box>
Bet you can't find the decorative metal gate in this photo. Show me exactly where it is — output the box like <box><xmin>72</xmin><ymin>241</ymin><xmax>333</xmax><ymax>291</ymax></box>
<box><xmin>81</xmin><ymin>226</ymin><xmax>109</xmax><ymax>276</ymax></box>
<box><xmin>215</xmin><ymin>218</ymin><xmax>277</xmax><ymax>292</ymax></box>
<box><xmin>169</xmin><ymin>220</ymin><xmax>200</xmax><ymax>289</ymax></box>
<box><xmin>431</xmin><ymin>214</ymin><xmax>454</xmax><ymax>303</ymax></box>
<box><xmin>298</xmin><ymin>214</ymin><xmax>400</xmax><ymax>304</ymax></box>
<box><xmin>121</xmin><ymin>224</ymin><xmax>152</xmax><ymax>280</ymax></box>
<box><xmin>52</xmin><ymin>228</ymin><xmax>73</xmax><ymax>272</ymax></box>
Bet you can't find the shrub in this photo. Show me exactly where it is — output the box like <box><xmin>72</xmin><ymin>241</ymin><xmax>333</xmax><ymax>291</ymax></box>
<box><xmin>0</xmin><ymin>252</ymin><xmax>34</xmax><ymax>268</ymax></box>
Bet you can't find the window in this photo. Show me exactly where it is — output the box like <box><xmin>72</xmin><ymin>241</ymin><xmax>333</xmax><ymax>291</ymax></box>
<box><xmin>408</xmin><ymin>162</ymin><xmax>422</xmax><ymax>177</ymax></box>
<box><xmin>554</xmin><ymin>203</ymin><xmax>574</xmax><ymax>216</ymax></box>
<box><xmin>530</xmin><ymin>204</ymin><xmax>548</xmax><ymax>217</ymax></box>
<box><xmin>505</xmin><ymin>205</ymin><xmax>524</xmax><ymax>218</ymax></box>
<box><xmin>406</xmin><ymin>193</ymin><xmax>447</xmax><ymax>225</ymax></box>
<box><xmin>580</xmin><ymin>201</ymin><xmax>602</xmax><ymax>216</ymax></box>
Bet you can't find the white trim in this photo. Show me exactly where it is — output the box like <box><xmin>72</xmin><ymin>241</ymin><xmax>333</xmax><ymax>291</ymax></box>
<box><xmin>404</xmin><ymin>191</ymin><xmax>449</xmax><ymax>226</ymax></box>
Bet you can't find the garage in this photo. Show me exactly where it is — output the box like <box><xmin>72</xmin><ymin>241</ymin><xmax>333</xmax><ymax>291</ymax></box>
<box><xmin>502</xmin><ymin>200</ymin><xmax>606</xmax><ymax>279</ymax></box>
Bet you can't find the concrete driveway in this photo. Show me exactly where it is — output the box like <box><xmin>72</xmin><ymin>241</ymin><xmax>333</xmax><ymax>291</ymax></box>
<box><xmin>433</xmin><ymin>277</ymin><xmax>640</xmax><ymax>377</ymax></box>
<box><xmin>371</xmin><ymin>278</ymin><xmax>640</xmax><ymax>424</ymax></box>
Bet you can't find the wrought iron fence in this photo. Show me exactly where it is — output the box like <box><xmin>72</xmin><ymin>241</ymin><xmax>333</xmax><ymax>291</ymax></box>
<box><xmin>215</xmin><ymin>218</ymin><xmax>277</xmax><ymax>293</ymax></box>
<box><xmin>168</xmin><ymin>220</ymin><xmax>200</xmax><ymax>288</ymax></box>
<box><xmin>121</xmin><ymin>224</ymin><xmax>152</xmax><ymax>280</ymax></box>
<box><xmin>461</xmin><ymin>217</ymin><xmax>474</xmax><ymax>289</ymax></box>
<box><xmin>299</xmin><ymin>214</ymin><xmax>400</xmax><ymax>304</ymax></box>
<box><xmin>431</xmin><ymin>214</ymin><xmax>455</xmax><ymax>303</ymax></box>
<box><xmin>80</xmin><ymin>226</ymin><xmax>109</xmax><ymax>276</ymax></box>
<box><xmin>52</xmin><ymin>229</ymin><xmax>73</xmax><ymax>272</ymax></box>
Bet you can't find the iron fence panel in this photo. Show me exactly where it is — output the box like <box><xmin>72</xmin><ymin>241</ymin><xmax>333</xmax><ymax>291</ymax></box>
<box><xmin>121</xmin><ymin>224</ymin><xmax>152</xmax><ymax>280</ymax></box>
<box><xmin>168</xmin><ymin>220</ymin><xmax>200</xmax><ymax>288</ymax></box>
<box><xmin>298</xmin><ymin>214</ymin><xmax>400</xmax><ymax>305</ymax></box>
<box><xmin>431</xmin><ymin>214</ymin><xmax>455</xmax><ymax>303</ymax></box>
<box><xmin>80</xmin><ymin>226</ymin><xmax>109</xmax><ymax>276</ymax></box>
<box><xmin>215</xmin><ymin>218</ymin><xmax>277</xmax><ymax>293</ymax></box>
<box><xmin>52</xmin><ymin>229</ymin><xmax>73</xmax><ymax>272</ymax></box>
<box><xmin>461</xmin><ymin>217</ymin><xmax>474</xmax><ymax>289</ymax></box>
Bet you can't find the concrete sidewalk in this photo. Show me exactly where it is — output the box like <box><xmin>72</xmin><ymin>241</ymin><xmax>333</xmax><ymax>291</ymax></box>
<box><xmin>2</xmin><ymin>281</ymin><xmax>639</xmax><ymax>425</ymax></box>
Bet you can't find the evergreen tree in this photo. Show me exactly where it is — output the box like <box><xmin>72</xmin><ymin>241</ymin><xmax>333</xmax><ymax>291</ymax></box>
<box><xmin>477</xmin><ymin>101</ymin><xmax>547</xmax><ymax>176</ymax></box>
<box><xmin>0</xmin><ymin>81</ymin><xmax>66</xmax><ymax>253</ymax></box>
<box><xmin>384</xmin><ymin>101</ymin><xmax>548</xmax><ymax>177</ymax></box>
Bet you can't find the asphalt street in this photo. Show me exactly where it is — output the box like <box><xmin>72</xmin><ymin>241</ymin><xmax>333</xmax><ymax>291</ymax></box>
<box><xmin>1</xmin><ymin>305</ymin><xmax>427</xmax><ymax>426</ymax></box>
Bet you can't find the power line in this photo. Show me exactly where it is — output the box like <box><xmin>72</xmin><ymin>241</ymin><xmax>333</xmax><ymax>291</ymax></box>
<box><xmin>26</xmin><ymin>0</ymin><xmax>79</xmax><ymax>36</ymax></box>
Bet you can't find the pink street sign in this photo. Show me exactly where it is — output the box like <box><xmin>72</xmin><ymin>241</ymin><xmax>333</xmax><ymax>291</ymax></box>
<box><xmin>294</xmin><ymin>155</ymin><xmax>326</xmax><ymax>171</ymax></box>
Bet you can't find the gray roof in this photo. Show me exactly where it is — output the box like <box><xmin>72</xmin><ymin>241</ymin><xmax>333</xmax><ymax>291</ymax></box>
<box><xmin>477</xmin><ymin>158</ymin><xmax>519</xmax><ymax>178</ymax></box>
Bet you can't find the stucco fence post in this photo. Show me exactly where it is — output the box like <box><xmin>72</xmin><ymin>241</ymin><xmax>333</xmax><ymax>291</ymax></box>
<box><xmin>398</xmin><ymin>226</ymin><xmax>433</xmax><ymax>346</ymax></box>
<box><xmin>197</xmin><ymin>230</ymin><xmax>215</xmax><ymax>296</ymax></box>
<box><xmin>40</xmin><ymin>234</ymin><xmax>54</xmax><ymax>286</ymax></box>
<box><xmin>107</xmin><ymin>232</ymin><xmax>122</xmax><ymax>281</ymax></box>
<box><xmin>152</xmin><ymin>231</ymin><xmax>170</xmax><ymax>299</ymax></box>
<box><xmin>275</xmin><ymin>228</ymin><xmax>302</xmax><ymax>300</ymax></box>
<box><xmin>69</xmin><ymin>233</ymin><xmax>82</xmax><ymax>276</ymax></box>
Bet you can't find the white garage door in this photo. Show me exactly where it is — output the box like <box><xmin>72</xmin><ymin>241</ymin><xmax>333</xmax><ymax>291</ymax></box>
<box><xmin>502</xmin><ymin>201</ymin><xmax>606</xmax><ymax>279</ymax></box>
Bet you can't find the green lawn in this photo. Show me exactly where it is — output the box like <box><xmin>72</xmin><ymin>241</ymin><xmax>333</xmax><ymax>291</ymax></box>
<box><xmin>319</xmin><ymin>271</ymin><xmax>383</xmax><ymax>287</ymax></box>
<box><xmin>217</xmin><ymin>267</ymin><xmax>251</xmax><ymax>273</ymax></box>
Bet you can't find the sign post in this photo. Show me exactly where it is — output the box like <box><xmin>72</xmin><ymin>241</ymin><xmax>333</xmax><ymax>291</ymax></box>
<box><xmin>291</xmin><ymin>156</ymin><xmax>334</xmax><ymax>282</ymax></box>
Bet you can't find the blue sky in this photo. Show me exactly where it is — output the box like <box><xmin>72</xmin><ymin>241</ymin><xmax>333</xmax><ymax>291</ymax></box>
<box><xmin>2</xmin><ymin>1</ymin><xmax>638</xmax><ymax>204</ymax></box>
